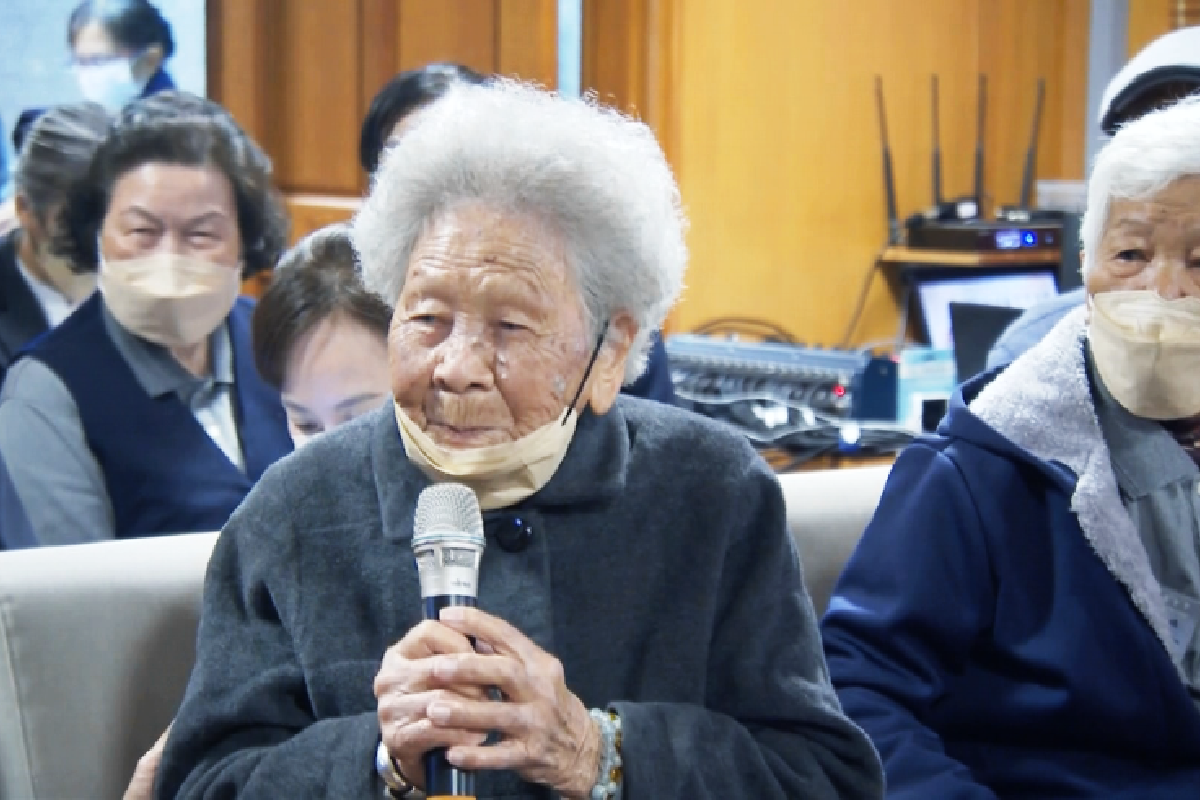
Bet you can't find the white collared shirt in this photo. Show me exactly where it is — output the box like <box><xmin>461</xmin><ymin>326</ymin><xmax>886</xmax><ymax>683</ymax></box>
<box><xmin>13</xmin><ymin>256</ymin><xmax>76</xmax><ymax>327</ymax></box>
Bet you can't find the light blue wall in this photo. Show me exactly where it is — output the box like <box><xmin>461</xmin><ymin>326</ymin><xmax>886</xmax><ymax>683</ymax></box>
<box><xmin>0</xmin><ymin>0</ymin><xmax>206</xmax><ymax>186</ymax></box>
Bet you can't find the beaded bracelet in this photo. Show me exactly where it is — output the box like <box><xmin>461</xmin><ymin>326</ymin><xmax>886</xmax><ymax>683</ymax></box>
<box><xmin>588</xmin><ymin>708</ymin><xmax>624</xmax><ymax>800</ymax></box>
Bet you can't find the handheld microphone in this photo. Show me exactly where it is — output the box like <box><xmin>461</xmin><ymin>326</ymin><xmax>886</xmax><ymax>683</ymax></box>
<box><xmin>413</xmin><ymin>483</ymin><xmax>486</xmax><ymax>800</ymax></box>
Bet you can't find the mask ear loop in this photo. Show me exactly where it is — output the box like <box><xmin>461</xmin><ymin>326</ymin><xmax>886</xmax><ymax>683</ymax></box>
<box><xmin>563</xmin><ymin>319</ymin><xmax>609</xmax><ymax>424</ymax></box>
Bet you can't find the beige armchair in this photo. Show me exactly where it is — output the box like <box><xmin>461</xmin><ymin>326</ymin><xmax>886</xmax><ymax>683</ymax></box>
<box><xmin>0</xmin><ymin>464</ymin><xmax>890</xmax><ymax>799</ymax></box>
<box><xmin>0</xmin><ymin>533</ymin><xmax>217</xmax><ymax>800</ymax></box>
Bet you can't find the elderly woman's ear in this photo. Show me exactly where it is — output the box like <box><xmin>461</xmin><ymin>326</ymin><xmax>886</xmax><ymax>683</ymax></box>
<box><xmin>583</xmin><ymin>313</ymin><xmax>639</xmax><ymax>415</ymax></box>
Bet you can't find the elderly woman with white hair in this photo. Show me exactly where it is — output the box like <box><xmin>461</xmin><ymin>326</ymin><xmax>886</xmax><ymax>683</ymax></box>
<box><xmin>822</xmin><ymin>97</ymin><xmax>1200</xmax><ymax>799</ymax></box>
<box><xmin>157</xmin><ymin>81</ymin><xmax>883</xmax><ymax>800</ymax></box>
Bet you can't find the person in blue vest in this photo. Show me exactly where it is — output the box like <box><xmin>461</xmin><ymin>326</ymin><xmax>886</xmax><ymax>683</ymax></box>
<box><xmin>360</xmin><ymin>63</ymin><xmax>678</xmax><ymax>405</ymax></box>
<box><xmin>822</xmin><ymin>97</ymin><xmax>1200</xmax><ymax>797</ymax></box>
<box><xmin>0</xmin><ymin>91</ymin><xmax>292</xmax><ymax>546</ymax></box>
<box><xmin>0</xmin><ymin>102</ymin><xmax>110</xmax><ymax>387</ymax></box>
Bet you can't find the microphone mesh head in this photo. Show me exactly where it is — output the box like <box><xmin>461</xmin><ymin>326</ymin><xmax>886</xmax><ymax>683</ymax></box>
<box><xmin>413</xmin><ymin>483</ymin><xmax>485</xmax><ymax>545</ymax></box>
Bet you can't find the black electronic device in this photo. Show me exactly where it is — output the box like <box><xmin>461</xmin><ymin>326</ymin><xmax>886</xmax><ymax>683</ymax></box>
<box><xmin>878</xmin><ymin>73</ymin><xmax>1063</xmax><ymax>253</ymax></box>
<box><xmin>666</xmin><ymin>335</ymin><xmax>898</xmax><ymax>422</ymax></box>
<box><xmin>875</xmin><ymin>76</ymin><xmax>902</xmax><ymax>245</ymax></box>
<box><xmin>906</xmin><ymin>220</ymin><xmax>1061</xmax><ymax>251</ymax></box>
<box><xmin>948</xmin><ymin>301</ymin><xmax>1023</xmax><ymax>382</ymax></box>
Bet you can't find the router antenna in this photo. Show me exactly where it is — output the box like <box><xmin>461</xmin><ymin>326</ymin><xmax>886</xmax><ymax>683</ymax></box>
<box><xmin>875</xmin><ymin>75</ymin><xmax>901</xmax><ymax>245</ymax></box>
<box><xmin>974</xmin><ymin>74</ymin><xmax>987</xmax><ymax>216</ymax></box>
<box><xmin>1018</xmin><ymin>78</ymin><xmax>1046</xmax><ymax>208</ymax></box>
<box><xmin>932</xmin><ymin>75</ymin><xmax>942</xmax><ymax>206</ymax></box>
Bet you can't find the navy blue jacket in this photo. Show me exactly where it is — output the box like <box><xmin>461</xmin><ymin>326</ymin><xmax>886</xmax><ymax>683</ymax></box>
<box><xmin>822</xmin><ymin>319</ymin><xmax>1200</xmax><ymax>798</ymax></box>
<box><xmin>28</xmin><ymin>295</ymin><xmax>292</xmax><ymax>538</ymax></box>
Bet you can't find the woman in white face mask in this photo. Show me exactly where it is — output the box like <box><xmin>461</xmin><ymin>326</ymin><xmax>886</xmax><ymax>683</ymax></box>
<box><xmin>0</xmin><ymin>91</ymin><xmax>292</xmax><ymax>548</ymax></box>
<box><xmin>68</xmin><ymin>0</ymin><xmax>176</xmax><ymax>113</ymax></box>
<box><xmin>821</xmin><ymin>99</ymin><xmax>1200</xmax><ymax>796</ymax></box>
<box><xmin>157</xmin><ymin>80</ymin><xmax>884</xmax><ymax>800</ymax></box>
<box><xmin>0</xmin><ymin>101</ymin><xmax>108</xmax><ymax>387</ymax></box>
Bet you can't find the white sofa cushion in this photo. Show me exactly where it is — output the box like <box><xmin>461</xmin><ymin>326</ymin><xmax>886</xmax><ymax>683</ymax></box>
<box><xmin>779</xmin><ymin>465</ymin><xmax>891</xmax><ymax>617</ymax></box>
<box><xmin>0</xmin><ymin>532</ymin><xmax>217</xmax><ymax>800</ymax></box>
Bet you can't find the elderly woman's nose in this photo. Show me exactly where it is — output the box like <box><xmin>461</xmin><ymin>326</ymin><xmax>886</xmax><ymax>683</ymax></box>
<box><xmin>432</xmin><ymin>330</ymin><xmax>495</xmax><ymax>391</ymax></box>
<box><xmin>1152</xmin><ymin>258</ymin><xmax>1190</xmax><ymax>300</ymax></box>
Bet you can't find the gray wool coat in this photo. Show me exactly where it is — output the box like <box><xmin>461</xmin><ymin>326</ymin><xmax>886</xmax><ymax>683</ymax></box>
<box><xmin>157</xmin><ymin>396</ymin><xmax>883</xmax><ymax>800</ymax></box>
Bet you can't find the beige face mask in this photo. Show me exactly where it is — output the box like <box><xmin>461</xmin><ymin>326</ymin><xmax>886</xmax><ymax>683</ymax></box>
<box><xmin>1088</xmin><ymin>289</ymin><xmax>1200</xmax><ymax>420</ymax></box>
<box><xmin>99</xmin><ymin>253</ymin><xmax>241</xmax><ymax>348</ymax></box>
<box><xmin>395</xmin><ymin>403</ymin><xmax>579</xmax><ymax>510</ymax></box>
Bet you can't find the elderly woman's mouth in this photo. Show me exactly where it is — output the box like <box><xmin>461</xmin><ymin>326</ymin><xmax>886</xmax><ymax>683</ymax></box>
<box><xmin>426</xmin><ymin>421</ymin><xmax>506</xmax><ymax>446</ymax></box>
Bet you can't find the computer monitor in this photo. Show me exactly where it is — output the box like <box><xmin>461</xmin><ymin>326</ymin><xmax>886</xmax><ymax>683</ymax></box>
<box><xmin>914</xmin><ymin>268</ymin><xmax>1060</xmax><ymax>351</ymax></box>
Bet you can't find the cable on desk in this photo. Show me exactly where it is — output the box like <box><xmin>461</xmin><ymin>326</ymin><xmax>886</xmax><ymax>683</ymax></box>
<box><xmin>838</xmin><ymin>253</ymin><xmax>885</xmax><ymax>349</ymax></box>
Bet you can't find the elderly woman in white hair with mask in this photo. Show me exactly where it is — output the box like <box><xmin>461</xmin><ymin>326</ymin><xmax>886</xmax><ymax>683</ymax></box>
<box><xmin>157</xmin><ymin>80</ymin><xmax>883</xmax><ymax>800</ymax></box>
<box><xmin>822</xmin><ymin>97</ymin><xmax>1200</xmax><ymax>799</ymax></box>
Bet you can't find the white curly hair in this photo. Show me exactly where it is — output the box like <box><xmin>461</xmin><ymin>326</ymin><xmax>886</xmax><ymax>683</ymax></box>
<box><xmin>1082</xmin><ymin>95</ymin><xmax>1200</xmax><ymax>276</ymax></box>
<box><xmin>351</xmin><ymin>78</ymin><xmax>688</xmax><ymax>383</ymax></box>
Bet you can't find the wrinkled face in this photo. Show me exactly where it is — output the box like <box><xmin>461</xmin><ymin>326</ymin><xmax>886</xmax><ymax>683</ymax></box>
<box><xmin>100</xmin><ymin>163</ymin><xmax>241</xmax><ymax>268</ymax></box>
<box><xmin>389</xmin><ymin>203</ymin><xmax>596</xmax><ymax>448</ymax></box>
<box><xmin>282</xmin><ymin>313</ymin><xmax>392</xmax><ymax>447</ymax></box>
<box><xmin>1087</xmin><ymin>175</ymin><xmax>1200</xmax><ymax>300</ymax></box>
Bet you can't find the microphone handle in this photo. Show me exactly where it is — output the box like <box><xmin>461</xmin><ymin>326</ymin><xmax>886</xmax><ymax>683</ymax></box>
<box><xmin>424</xmin><ymin>594</ymin><xmax>478</xmax><ymax>799</ymax></box>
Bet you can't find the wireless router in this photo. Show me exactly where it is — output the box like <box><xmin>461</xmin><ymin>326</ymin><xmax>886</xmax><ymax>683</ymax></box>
<box><xmin>876</xmin><ymin>75</ymin><xmax>1062</xmax><ymax>253</ymax></box>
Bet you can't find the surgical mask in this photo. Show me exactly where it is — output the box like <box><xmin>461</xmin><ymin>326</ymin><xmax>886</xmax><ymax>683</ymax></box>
<box><xmin>395</xmin><ymin>404</ymin><xmax>579</xmax><ymax>510</ymax></box>
<box><xmin>1088</xmin><ymin>289</ymin><xmax>1200</xmax><ymax>420</ymax></box>
<box><xmin>99</xmin><ymin>253</ymin><xmax>241</xmax><ymax>348</ymax></box>
<box><xmin>74</xmin><ymin>58</ymin><xmax>144</xmax><ymax>112</ymax></box>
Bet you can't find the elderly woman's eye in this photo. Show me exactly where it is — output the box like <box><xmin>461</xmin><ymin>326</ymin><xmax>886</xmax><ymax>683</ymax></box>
<box><xmin>1115</xmin><ymin>249</ymin><xmax>1147</xmax><ymax>261</ymax></box>
<box><xmin>498</xmin><ymin>320</ymin><xmax>530</xmax><ymax>333</ymax></box>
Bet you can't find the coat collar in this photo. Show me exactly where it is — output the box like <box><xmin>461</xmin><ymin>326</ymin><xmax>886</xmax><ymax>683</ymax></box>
<box><xmin>371</xmin><ymin>401</ymin><xmax>630</xmax><ymax>542</ymax></box>
<box><xmin>968</xmin><ymin>305</ymin><xmax>1178</xmax><ymax>668</ymax></box>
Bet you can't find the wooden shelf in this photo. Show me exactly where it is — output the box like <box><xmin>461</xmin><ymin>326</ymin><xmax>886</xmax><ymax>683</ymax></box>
<box><xmin>880</xmin><ymin>245</ymin><xmax>1060</xmax><ymax>268</ymax></box>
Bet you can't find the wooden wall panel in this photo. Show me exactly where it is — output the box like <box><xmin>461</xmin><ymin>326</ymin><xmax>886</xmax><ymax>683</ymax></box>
<box><xmin>395</xmin><ymin>0</ymin><xmax>497</xmax><ymax>73</ymax></box>
<box><xmin>274</xmin><ymin>0</ymin><xmax>364</xmax><ymax>195</ymax></box>
<box><xmin>205</xmin><ymin>0</ymin><xmax>273</xmax><ymax>145</ymax></box>
<box><xmin>497</xmin><ymin>0</ymin><xmax>558</xmax><ymax>87</ymax></box>
<box><xmin>209</xmin><ymin>0</ymin><xmax>558</xmax><ymax>247</ymax></box>
<box><xmin>1128</xmin><ymin>0</ymin><xmax>1176</xmax><ymax>57</ymax></box>
<box><xmin>651</xmin><ymin>0</ymin><xmax>1089</xmax><ymax>348</ymax></box>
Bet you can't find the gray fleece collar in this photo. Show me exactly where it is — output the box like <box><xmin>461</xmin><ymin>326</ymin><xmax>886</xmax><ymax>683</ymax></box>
<box><xmin>969</xmin><ymin>305</ymin><xmax>1178</xmax><ymax>669</ymax></box>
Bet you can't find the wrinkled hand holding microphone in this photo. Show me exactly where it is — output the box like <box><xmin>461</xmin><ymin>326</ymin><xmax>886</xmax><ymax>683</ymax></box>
<box><xmin>375</xmin><ymin>483</ymin><xmax>600</xmax><ymax>799</ymax></box>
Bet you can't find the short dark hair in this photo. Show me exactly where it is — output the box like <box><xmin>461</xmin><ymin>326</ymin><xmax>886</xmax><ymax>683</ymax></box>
<box><xmin>68</xmin><ymin>0</ymin><xmax>175</xmax><ymax>59</ymax></box>
<box><xmin>15</xmin><ymin>102</ymin><xmax>109</xmax><ymax>220</ymax></box>
<box><xmin>57</xmin><ymin>91</ymin><xmax>288</xmax><ymax>276</ymax></box>
<box><xmin>1105</xmin><ymin>77</ymin><xmax>1200</xmax><ymax>132</ymax></box>
<box><xmin>252</xmin><ymin>224</ymin><xmax>392</xmax><ymax>390</ymax></box>
<box><xmin>359</xmin><ymin>62</ymin><xmax>487</xmax><ymax>174</ymax></box>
